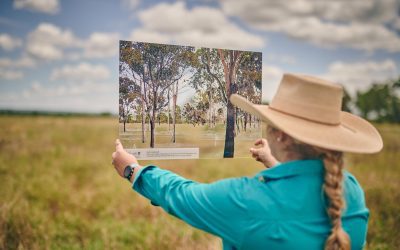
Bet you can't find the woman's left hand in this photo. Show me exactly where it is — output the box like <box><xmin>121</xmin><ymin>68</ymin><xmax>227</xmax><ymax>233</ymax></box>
<box><xmin>250</xmin><ymin>138</ymin><xmax>279</xmax><ymax>168</ymax></box>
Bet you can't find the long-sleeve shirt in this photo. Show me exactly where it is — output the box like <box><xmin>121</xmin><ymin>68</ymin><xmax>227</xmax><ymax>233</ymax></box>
<box><xmin>132</xmin><ymin>159</ymin><xmax>369</xmax><ymax>250</ymax></box>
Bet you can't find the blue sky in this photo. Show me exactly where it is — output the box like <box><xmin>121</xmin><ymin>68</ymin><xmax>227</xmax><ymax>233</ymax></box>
<box><xmin>0</xmin><ymin>0</ymin><xmax>399</xmax><ymax>113</ymax></box>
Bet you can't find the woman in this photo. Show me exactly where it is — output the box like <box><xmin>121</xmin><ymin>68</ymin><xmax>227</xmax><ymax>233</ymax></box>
<box><xmin>112</xmin><ymin>73</ymin><xmax>383</xmax><ymax>250</ymax></box>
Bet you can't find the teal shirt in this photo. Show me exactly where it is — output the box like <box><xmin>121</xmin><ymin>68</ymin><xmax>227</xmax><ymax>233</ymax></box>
<box><xmin>132</xmin><ymin>159</ymin><xmax>369</xmax><ymax>249</ymax></box>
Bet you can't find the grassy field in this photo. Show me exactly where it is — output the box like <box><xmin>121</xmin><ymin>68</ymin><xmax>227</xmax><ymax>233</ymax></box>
<box><xmin>0</xmin><ymin>116</ymin><xmax>399</xmax><ymax>249</ymax></box>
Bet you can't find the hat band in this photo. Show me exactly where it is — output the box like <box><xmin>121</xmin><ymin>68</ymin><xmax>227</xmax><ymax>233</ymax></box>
<box><xmin>268</xmin><ymin>106</ymin><xmax>341</xmax><ymax>126</ymax></box>
<box><xmin>270</xmin><ymin>96</ymin><xmax>341</xmax><ymax>125</ymax></box>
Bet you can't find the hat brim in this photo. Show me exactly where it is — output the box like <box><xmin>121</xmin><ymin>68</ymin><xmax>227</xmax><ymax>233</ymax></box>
<box><xmin>230</xmin><ymin>94</ymin><xmax>383</xmax><ymax>153</ymax></box>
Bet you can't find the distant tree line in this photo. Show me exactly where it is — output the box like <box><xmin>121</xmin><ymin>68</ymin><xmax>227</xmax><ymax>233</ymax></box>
<box><xmin>0</xmin><ymin>110</ymin><xmax>113</xmax><ymax>117</ymax></box>
<box><xmin>342</xmin><ymin>77</ymin><xmax>400</xmax><ymax>123</ymax></box>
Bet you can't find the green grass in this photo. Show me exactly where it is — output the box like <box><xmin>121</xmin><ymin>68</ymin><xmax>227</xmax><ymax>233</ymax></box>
<box><xmin>0</xmin><ymin>116</ymin><xmax>399</xmax><ymax>249</ymax></box>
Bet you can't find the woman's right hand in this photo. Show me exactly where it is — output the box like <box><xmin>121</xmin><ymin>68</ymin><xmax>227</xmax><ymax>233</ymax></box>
<box><xmin>112</xmin><ymin>139</ymin><xmax>141</xmax><ymax>180</ymax></box>
<box><xmin>250</xmin><ymin>138</ymin><xmax>279</xmax><ymax>168</ymax></box>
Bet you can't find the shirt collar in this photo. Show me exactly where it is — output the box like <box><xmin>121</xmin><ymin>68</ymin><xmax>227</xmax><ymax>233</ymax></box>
<box><xmin>255</xmin><ymin>159</ymin><xmax>324</xmax><ymax>180</ymax></box>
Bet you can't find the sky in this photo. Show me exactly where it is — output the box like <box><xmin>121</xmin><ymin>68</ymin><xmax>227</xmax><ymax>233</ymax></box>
<box><xmin>0</xmin><ymin>0</ymin><xmax>399</xmax><ymax>113</ymax></box>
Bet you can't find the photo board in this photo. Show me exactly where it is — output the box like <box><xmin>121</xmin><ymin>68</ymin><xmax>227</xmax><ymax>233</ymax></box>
<box><xmin>119</xmin><ymin>40</ymin><xmax>262</xmax><ymax>159</ymax></box>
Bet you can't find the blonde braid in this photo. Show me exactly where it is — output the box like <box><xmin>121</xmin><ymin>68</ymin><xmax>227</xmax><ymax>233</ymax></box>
<box><xmin>268</xmin><ymin>127</ymin><xmax>351</xmax><ymax>249</ymax></box>
<box><xmin>321</xmin><ymin>151</ymin><xmax>350</xmax><ymax>250</ymax></box>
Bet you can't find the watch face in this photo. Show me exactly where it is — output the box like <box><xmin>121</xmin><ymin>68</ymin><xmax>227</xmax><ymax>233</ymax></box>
<box><xmin>123</xmin><ymin>166</ymin><xmax>131</xmax><ymax>178</ymax></box>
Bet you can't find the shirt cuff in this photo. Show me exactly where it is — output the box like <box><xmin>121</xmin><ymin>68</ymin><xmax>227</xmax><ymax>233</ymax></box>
<box><xmin>131</xmin><ymin>165</ymin><xmax>160</xmax><ymax>207</ymax></box>
<box><xmin>131</xmin><ymin>165</ymin><xmax>156</xmax><ymax>189</ymax></box>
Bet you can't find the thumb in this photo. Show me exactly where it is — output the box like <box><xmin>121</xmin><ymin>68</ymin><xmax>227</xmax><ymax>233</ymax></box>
<box><xmin>115</xmin><ymin>139</ymin><xmax>124</xmax><ymax>151</ymax></box>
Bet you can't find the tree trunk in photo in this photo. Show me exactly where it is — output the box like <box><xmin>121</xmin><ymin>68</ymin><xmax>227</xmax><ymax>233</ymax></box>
<box><xmin>244</xmin><ymin>113</ymin><xmax>247</xmax><ymax>132</ymax></box>
<box><xmin>219</xmin><ymin>49</ymin><xmax>241</xmax><ymax>158</ymax></box>
<box><xmin>223</xmin><ymin>99</ymin><xmax>235</xmax><ymax>157</ymax></box>
<box><xmin>235</xmin><ymin>107</ymin><xmax>240</xmax><ymax>136</ymax></box>
<box><xmin>239</xmin><ymin>116</ymin><xmax>244</xmax><ymax>131</ymax></box>
<box><xmin>141</xmin><ymin>97</ymin><xmax>145</xmax><ymax>143</ymax></box>
<box><xmin>249</xmin><ymin>114</ymin><xmax>252</xmax><ymax>130</ymax></box>
<box><xmin>123</xmin><ymin>120</ymin><xmax>126</xmax><ymax>132</ymax></box>
<box><xmin>168</xmin><ymin>88</ymin><xmax>170</xmax><ymax>131</ymax></box>
<box><xmin>140</xmin><ymin>79</ymin><xmax>146</xmax><ymax>143</ymax></box>
<box><xmin>150</xmin><ymin>119</ymin><xmax>155</xmax><ymax>148</ymax></box>
<box><xmin>172</xmin><ymin>109</ymin><xmax>176</xmax><ymax>143</ymax></box>
<box><xmin>172</xmin><ymin>85</ymin><xmax>178</xmax><ymax>143</ymax></box>
<box><xmin>150</xmin><ymin>91</ymin><xmax>157</xmax><ymax>148</ymax></box>
<box><xmin>207</xmin><ymin>91</ymin><xmax>212</xmax><ymax>128</ymax></box>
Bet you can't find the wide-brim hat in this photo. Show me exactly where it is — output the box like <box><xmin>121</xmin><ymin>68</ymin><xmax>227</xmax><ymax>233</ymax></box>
<box><xmin>230</xmin><ymin>73</ymin><xmax>383</xmax><ymax>153</ymax></box>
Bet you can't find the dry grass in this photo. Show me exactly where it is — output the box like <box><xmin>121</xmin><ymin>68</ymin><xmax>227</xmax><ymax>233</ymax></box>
<box><xmin>0</xmin><ymin>116</ymin><xmax>399</xmax><ymax>249</ymax></box>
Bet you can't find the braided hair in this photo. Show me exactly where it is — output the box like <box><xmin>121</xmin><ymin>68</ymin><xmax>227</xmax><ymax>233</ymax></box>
<box><xmin>286</xmin><ymin>138</ymin><xmax>351</xmax><ymax>250</ymax></box>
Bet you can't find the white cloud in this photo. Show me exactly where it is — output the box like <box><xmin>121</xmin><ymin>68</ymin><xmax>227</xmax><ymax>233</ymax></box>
<box><xmin>393</xmin><ymin>17</ymin><xmax>400</xmax><ymax>31</ymax></box>
<box><xmin>84</xmin><ymin>32</ymin><xmax>119</xmax><ymax>58</ymax></box>
<box><xmin>258</xmin><ymin>60</ymin><xmax>398</xmax><ymax>103</ymax></box>
<box><xmin>323</xmin><ymin>59</ymin><xmax>399</xmax><ymax>95</ymax></box>
<box><xmin>0</xmin><ymin>56</ymin><xmax>36</xmax><ymax>68</ymax></box>
<box><xmin>0</xmin><ymin>33</ymin><xmax>22</xmax><ymax>51</ymax></box>
<box><xmin>220</xmin><ymin>0</ymin><xmax>400</xmax><ymax>52</ymax></box>
<box><xmin>313</xmin><ymin>0</ymin><xmax>398</xmax><ymax>24</ymax></box>
<box><xmin>129</xmin><ymin>2</ymin><xmax>264</xmax><ymax>50</ymax></box>
<box><xmin>26</xmin><ymin>23</ymin><xmax>81</xmax><ymax>60</ymax></box>
<box><xmin>122</xmin><ymin>0</ymin><xmax>140</xmax><ymax>10</ymax></box>
<box><xmin>14</xmin><ymin>0</ymin><xmax>60</xmax><ymax>14</ymax></box>
<box><xmin>50</xmin><ymin>62</ymin><xmax>111</xmax><ymax>82</ymax></box>
<box><xmin>0</xmin><ymin>69</ymin><xmax>24</xmax><ymax>80</ymax></box>
<box><xmin>129</xmin><ymin>30</ymin><xmax>170</xmax><ymax>44</ymax></box>
<box><xmin>25</xmin><ymin>23</ymin><xmax>119</xmax><ymax>61</ymax></box>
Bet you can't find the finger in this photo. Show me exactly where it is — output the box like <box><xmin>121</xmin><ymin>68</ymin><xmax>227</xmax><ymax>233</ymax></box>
<box><xmin>250</xmin><ymin>148</ymin><xmax>258</xmax><ymax>157</ymax></box>
<box><xmin>255</xmin><ymin>139</ymin><xmax>267</xmax><ymax>146</ymax></box>
<box><xmin>261</xmin><ymin>138</ymin><xmax>268</xmax><ymax>145</ymax></box>
<box><xmin>115</xmin><ymin>139</ymin><xmax>123</xmax><ymax>151</ymax></box>
<box><xmin>254</xmin><ymin>138</ymin><xmax>263</xmax><ymax>146</ymax></box>
<box><xmin>112</xmin><ymin>152</ymin><xmax>116</xmax><ymax>159</ymax></box>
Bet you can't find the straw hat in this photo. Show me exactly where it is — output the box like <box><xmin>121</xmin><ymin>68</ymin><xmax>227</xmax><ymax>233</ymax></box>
<box><xmin>230</xmin><ymin>73</ymin><xmax>383</xmax><ymax>153</ymax></box>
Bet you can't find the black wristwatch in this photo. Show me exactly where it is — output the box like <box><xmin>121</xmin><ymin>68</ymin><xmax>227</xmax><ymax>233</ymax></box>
<box><xmin>123</xmin><ymin>163</ymin><xmax>138</xmax><ymax>181</ymax></box>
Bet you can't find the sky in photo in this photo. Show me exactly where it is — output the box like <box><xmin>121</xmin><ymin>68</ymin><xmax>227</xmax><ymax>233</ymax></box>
<box><xmin>0</xmin><ymin>0</ymin><xmax>399</xmax><ymax>113</ymax></box>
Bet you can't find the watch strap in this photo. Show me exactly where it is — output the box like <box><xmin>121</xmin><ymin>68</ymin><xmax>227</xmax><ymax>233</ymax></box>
<box><xmin>125</xmin><ymin>163</ymin><xmax>138</xmax><ymax>181</ymax></box>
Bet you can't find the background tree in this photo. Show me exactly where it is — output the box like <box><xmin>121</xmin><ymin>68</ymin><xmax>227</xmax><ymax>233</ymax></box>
<box><xmin>355</xmin><ymin>78</ymin><xmax>400</xmax><ymax>123</ymax></box>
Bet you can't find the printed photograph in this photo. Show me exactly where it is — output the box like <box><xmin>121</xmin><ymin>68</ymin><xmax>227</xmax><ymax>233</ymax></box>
<box><xmin>119</xmin><ymin>41</ymin><xmax>262</xmax><ymax>158</ymax></box>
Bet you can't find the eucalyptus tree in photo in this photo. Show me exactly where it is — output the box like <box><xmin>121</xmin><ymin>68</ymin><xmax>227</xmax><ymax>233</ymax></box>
<box><xmin>191</xmin><ymin>48</ymin><xmax>262</xmax><ymax>158</ymax></box>
<box><xmin>119</xmin><ymin>77</ymin><xmax>138</xmax><ymax>132</ymax></box>
<box><xmin>119</xmin><ymin>41</ymin><xmax>196</xmax><ymax>148</ymax></box>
